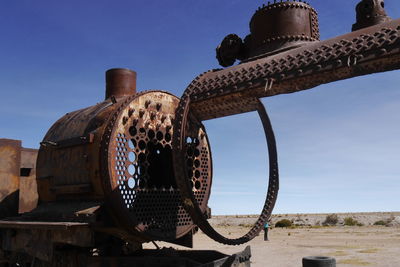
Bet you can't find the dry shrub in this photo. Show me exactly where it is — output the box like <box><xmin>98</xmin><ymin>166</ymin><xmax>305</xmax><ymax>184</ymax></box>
<box><xmin>275</xmin><ymin>219</ymin><xmax>292</xmax><ymax>228</ymax></box>
<box><xmin>373</xmin><ymin>220</ymin><xmax>388</xmax><ymax>226</ymax></box>
<box><xmin>323</xmin><ymin>214</ymin><xmax>338</xmax><ymax>226</ymax></box>
<box><xmin>344</xmin><ymin>217</ymin><xmax>363</xmax><ymax>226</ymax></box>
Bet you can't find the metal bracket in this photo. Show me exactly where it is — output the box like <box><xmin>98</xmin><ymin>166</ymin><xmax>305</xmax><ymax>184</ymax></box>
<box><xmin>264</xmin><ymin>78</ymin><xmax>275</xmax><ymax>92</ymax></box>
<box><xmin>40</xmin><ymin>134</ymin><xmax>94</xmax><ymax>149</ymax></box>
<box><xmin>347</xmin><ymin>55</ymin><xmax>358</xmax><ymax>67</ymax></box>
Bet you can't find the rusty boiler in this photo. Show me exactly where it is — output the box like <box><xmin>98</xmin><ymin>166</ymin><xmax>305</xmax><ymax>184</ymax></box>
<box><xmin>36</xmin><ymin>68</ymin><xmax>213</xmax><ymax>243</ymax></box>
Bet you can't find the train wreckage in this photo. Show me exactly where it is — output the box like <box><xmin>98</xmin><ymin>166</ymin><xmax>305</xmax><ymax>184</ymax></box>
<box><xmin>1</xmin><ymin>0</ymin><xmax>399</xmax><ymax>266</ymax></box>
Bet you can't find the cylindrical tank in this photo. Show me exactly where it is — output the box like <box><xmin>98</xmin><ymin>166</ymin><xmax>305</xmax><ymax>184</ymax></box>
<box><xmin>248</xmin><ymin>1</ymin><xmax>319</xmax><ymax>56</ymax></box>
<box><xmin>36</xmin><ymin>69</ymin><xmax>213</xmax><ymax>241</ymax></box>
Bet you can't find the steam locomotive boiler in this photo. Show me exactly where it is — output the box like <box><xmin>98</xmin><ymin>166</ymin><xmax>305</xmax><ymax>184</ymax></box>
<box><xmin>36</xmin><ymin>68</ymin><xmax>213</xmax><ymax>243</ymax></box>
<box><xmin>1</xmin><ymin>0</ymin><xmax>400</xmax><ymax>266</ymax></box>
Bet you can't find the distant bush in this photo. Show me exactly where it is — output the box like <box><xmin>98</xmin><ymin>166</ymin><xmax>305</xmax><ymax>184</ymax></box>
<box><xmin>238</xmin><ymin>223</ymin><xmax>253</xmax><ymax>228</ymax></box>
<box><xmin>275</xmin><ymin>219</ymin><xmax>293</xmax><ymax>228</ymax></box>
<box><xmin>323</xmin><ymin>214</ymin><xmax>338</xmax><ymax>226</ymax></box>
<box><xmin>374</xmin><ymin>220</ymin><xmax>388</xmax><ymax>226</ymax></box>
<box><xmin>344</xmin><ymin>217</ymin><xmax>359</xmax><ymax>226</ymax></box>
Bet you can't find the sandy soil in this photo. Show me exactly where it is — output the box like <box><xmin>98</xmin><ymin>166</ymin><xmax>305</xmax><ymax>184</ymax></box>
<box><xmin>193</xmin><ymin>225</ymin><xmax>400</xmax><ymax>267</ymax></box>
<box><xmin>144</xmin><ymin>213</ymin><xmax>400</xmax><ymax>267</ymax></box>
<box><xmin>209</xmin><ymin>212</ymin><xmax>400</xmax><ymax>227</ymax></box>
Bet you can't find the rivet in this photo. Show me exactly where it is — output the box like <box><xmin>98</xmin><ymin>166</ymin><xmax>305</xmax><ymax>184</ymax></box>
<box><xmin>139</xmin><ymin>110</ymin><xmax>145</xmax><ymax>118</ymax></box>
<box><xmin>145</xmin><ymin>100</ymin><xmax>151</xmax><ymax>108</ymax></box>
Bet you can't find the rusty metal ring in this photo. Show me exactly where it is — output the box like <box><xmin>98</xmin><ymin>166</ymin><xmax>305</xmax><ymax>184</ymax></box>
<box><xmin>172</xmin><ymin>95</ymin><xmax>279</xmax><ymax>245</ymax></box>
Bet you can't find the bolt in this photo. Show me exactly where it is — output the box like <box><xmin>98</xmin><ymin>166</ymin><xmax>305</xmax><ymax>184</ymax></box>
<box><xmin>139</xmin><ymin>110</ymin><xmax>145</xmax><ymax>118</ymax></box>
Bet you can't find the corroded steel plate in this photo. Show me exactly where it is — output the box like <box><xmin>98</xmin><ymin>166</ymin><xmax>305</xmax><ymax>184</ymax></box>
<box><xmin>102</xmin><ymin>91</ymin><xmax>212</xmax><ymax>240</ymax></box>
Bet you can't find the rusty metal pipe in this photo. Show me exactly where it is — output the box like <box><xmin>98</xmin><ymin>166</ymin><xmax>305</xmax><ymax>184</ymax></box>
<box><xmin>105</xmin><ymin>68</ymin><xmax>137</xmax><ymax>100</ymax></box>
<box><xmin>190</xmin><ymin>18</ymin><xmax>400</xmax><ymax>120</ymax></box>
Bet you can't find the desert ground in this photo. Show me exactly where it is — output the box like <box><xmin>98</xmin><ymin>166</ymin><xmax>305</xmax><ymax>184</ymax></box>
<box><xmin>145</xmin><ymin>212</ymin><xmax>400</xmax><ymax>267</ymax></box>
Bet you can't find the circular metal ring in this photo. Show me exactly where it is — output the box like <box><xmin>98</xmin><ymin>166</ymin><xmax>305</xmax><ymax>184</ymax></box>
<box><xmin>172</xmin><ymin>96</ymin><xmax>279</xmax><ymax>245</ymax></box>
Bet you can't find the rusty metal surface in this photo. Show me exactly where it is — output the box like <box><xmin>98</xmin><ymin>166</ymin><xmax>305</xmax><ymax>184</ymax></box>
<box><xmin>99</xmin><ymin>91</ymin><xmax>212</xmax><ymax>241</ymax></box>
<box><xmin>105</xmin><ymin>68</ymin><xmax>137</xmax><ymax>100</ymax></box>
<box><xmin>1</xmin><ymin>226</ymin><xmax>93</xmax><ymax>262</ymax></box>
<box><xmin>0</xmin><ymin>139</ymin><xmax>21</xmax><ymax>218</ymax></box>
<box><xmin>36</xmin><ymin>100</ymin><xmax>114</xmax><ymax>201</ymax></box>
<box><xmin>217</xmin><ymin>1</ymin><xmax>319</xmax><ymax>67</ymax></box>
<box><xmin>19</xmin><ymin>148</ymin><xmax>38</xmax><ymax>213</ymax></box>
<box><xmin>172</xmin><ymin>99</ymin><xmax>278</xmax><ymax>245</ymax></box>
<box><xmin>192</xmin><ymin>19</ymin><xmax>400</xmax><ymax>121</ymax></box>
<box><xmin>0</xmin><ymin>139</ymin><xmax>39</xmax><ymax>215</ymax></box>
<box><xmin>0</xmin><ymin>221</ymin><xmax>89</xmax><ymax>230</ymax></box>
<box><xmin>2</xmin><ymin>201</ymin><xmax>102</xmax><ymax>223</ymax></box>
<box><xmin>353</xmin><ymin>0</ymin><xmax>391</xmax><ymax>31</ymax></box>
<box><xmin>36</xmin><ymin>78</ymin><xmax>213</xmax><ymax>243</ymax></box>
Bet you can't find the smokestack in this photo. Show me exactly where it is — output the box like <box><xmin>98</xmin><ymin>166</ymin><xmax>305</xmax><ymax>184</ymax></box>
<box><xmin>105</xmin><ymin>68</ymin><xmax>137</xmax><ymax>100</ymax></box>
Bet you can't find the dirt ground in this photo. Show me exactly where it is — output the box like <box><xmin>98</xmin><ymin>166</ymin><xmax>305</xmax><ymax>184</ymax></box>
<box><xmin>193</xmin><ymin>225</ymin><xmax>400</xmax><ymax>267</ymax></box>
<box><xmin>144</xmin><ymin>213</ymin><xmax>400</xmax><ymax>267</ymax></box>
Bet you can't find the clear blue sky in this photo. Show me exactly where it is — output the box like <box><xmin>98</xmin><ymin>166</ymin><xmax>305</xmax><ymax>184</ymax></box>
<box><xmin>0</xmin><ymin>1</ymin><xmax>399</xmax><ymax>215</ymax></box>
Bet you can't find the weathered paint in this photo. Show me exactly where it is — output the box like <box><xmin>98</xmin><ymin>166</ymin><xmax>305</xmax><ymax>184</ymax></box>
<box><xmin>0</xmin><ymin>139</ymin><xmax>21</xmax><ymax>217</ymax></box>
<box><xmin>19</xmin><ymin>148</ymin><xmax>39</xmax><ymax>213</ymax></box>
<box><xmin>0</xmin><ymin>140</ymin><xmax>39</xmax><ymax>215</ymax></box>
